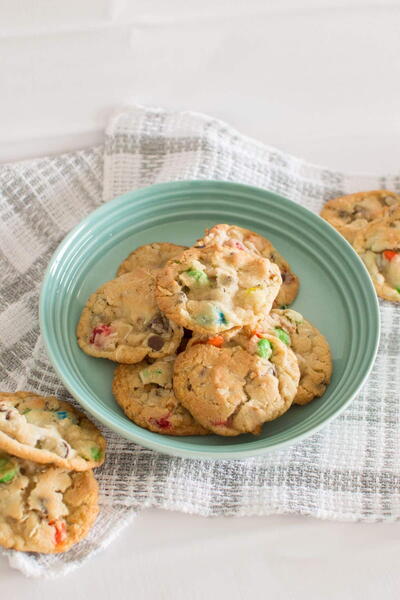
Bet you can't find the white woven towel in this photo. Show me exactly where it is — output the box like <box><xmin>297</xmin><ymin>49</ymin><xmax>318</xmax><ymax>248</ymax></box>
<box><xmin>1</xmin><ymin>106</ymin><xmax>399</xmax><ymax>579</ymax></box>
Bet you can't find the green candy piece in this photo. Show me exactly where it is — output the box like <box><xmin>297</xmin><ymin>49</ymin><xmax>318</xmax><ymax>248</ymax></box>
<box><xmin>274</xmin><ymin>327</ymin><xmax>291</xmax><ymax>345</ymax></box>
<box><xmin>0</xmin><ymin>457</ymin><xmax>18</xmax><ymax>484</ymax></box>
<box><xmin>90</xmin><ymin>447</ymin><xmax>102</xmax><ymax>461</ymax></box>
<box><xmin>257</xmin><ymin>338</ymin><xmax>272</xmax><ymax>359</ymax></box>
<box><xmin>396</xmin><ymin>287</ymin><xmax>400</xmax><ymax>294</ymax></box>
<box><xmin>280</xmin><ymin>304</ymin><xmax>288</xmax><ymax>309</ymax></box>
<box><xmin>185</xmin><ymin>269</ymin><xmax>208</xmax><ymax>284</ymax></box>
<box><xmin>140</xmin><ymin>368</ymin><xmax>163</xmax><ymax>378</ymax></box>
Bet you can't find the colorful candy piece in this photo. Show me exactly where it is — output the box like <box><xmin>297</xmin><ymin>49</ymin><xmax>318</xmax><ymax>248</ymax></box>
<box><xmin>56</xmin><ymin>410</ymin><xmax>69</xmax><ymax>419</ymax></box>
<box><xmin>185</xmin><ymin>269</ymin><xmax>209</xmax><ymax>285</ymax></box>
<box><xmin>149</xmin><ymin>416</ymin><xmax>171</xmax><ymax>430</ymax></box>
<box><xmin>383</xmin><ymin>250</ymin><xmax>398</xmax><ymax>261</ymax></box>
<box><xmin>89</xmin><ymin>324</ymin><xmax>114</xmax><ymax>345</ymax></box>
<box><xmin>90</xmin><ymin>447</ymin><xmax>102</xmax><ymax>461</ymax></box>
<box><xmin>257</xmin><ymin>338</ymin><xmax>272</xmax><ymax>359</ymax></box>
<box><xmin>0</xmin><ymin>457</ymin><xmax>18</xmax><ymax>484</ymax></box>
<box><xmin>216</xmin><ymin>310</ymin><xmax>227</xmax><ymax>325</ymax></box>
<box><xmin>274</xmin><ymin>327</ymin><xmax>291</xmax><ymax>346</ymax></box>
<box><xmin>207</xmin><ymin>335</ymin><xmax>224</xmax><ymax>348</ymax></box>
<box><xmin>49</xmin><ymin>519</ymin><xmax>67</xmax><ymax>546</ymax></box>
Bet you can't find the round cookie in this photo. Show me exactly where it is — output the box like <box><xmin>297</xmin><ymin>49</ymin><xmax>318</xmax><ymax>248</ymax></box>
<box><xmin>0</xmin><ymin>451</ymin><xmax>98</xmax><ymax>553</ymax></box>
<box><xmin>353</xmin><ymin>207</ymin><xmax>400</xmax><ymax>302</ymax></box>
<box><xmin>258</xmin><ymin>309</ymin><xmax>333</xmax><ymax>405</ymax></box>
<box><xmin>195</xmin><ymin>224</ymin><xmax>299</xmax><ymax>307</ymax></box>
<box><xmin>116</xmin><ymin>242</ymin><xmax>187</xmax><ymax>276</ymax></box>
<box><xmin>173</xmin><ymin>338</ymin><xmax>299</xmax><ymax>436</ymax></box>
<box><xmin>112</xmin><ymin>357</ymin><xmax>208</xmax><ymax>436</ymax></box>
<box><xmin>77</xmin><ymin>269</ymin><xmax>183</xmax><ymax>362</ymax></box>
<box><xmin>155</xmin><ymin>244</ymin><xmax>282</xmax><ymax>334</ymax></box>
<box><xmin>0</xmin><ymin>392</ymin><xmax>105</xmax><ymax>471</ymax></box>
<box><xmin>320</xmin><ymin>190</ymin><xmax>400</xmax><ymax>243</ymax></box>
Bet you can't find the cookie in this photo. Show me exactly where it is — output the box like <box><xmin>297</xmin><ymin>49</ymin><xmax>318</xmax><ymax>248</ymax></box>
<box><xmin>0</xmin><ymin>451</ymin><xmax>98</xmax><ymax>553</ymax></box>
<box><xmin>259</xmin><ymin>309</ymin><xmax>333</xmax><ymax>405</ymax></box>
<box><xmin>77</xmin><ymin>269</ymin><xmax>183</xmax><ymax>362</ymax></box>
<box><xmin>353</xmin><ymin>208</ymin><xmax>400</xmax><ymax>302</ymax></box>
<box><xmin>112</xmin><ymin>357</ymin><xmax>208</xmax><ymax>436</ymax></box>
<box><xmin>116</xmin><ymin>242</ymin><xmax>187</xmax><ymax>276</ymax></box>
<box><xmin>196</xmin><ymin>224</ymin><xmax>299</xmax><ymax>307</ymax></box>
<box><xmin>0</xmin><ymin>392</ymin><xmax>105</xmax><ymax>471</ymax></box>
<box><xmin>155</xmin><ymin>244</ymin><xmax>282</xmax><ymax>334</ymax></box>
<box><xmin>173</xmin><ymin>337</ymin><xmax>299</xmax><ymax>436</ymax></box>
<box><xmin>320</xmin><ymin>190</ymin><xmax>400</xmax><ymax>243</ymax></box>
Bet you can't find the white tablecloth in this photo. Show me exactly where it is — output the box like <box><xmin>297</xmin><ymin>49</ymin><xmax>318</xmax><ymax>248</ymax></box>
<box><xmin>0</xmin><ymin>1</ymin><xmax>399</xmax><ymax>597</ymax></box>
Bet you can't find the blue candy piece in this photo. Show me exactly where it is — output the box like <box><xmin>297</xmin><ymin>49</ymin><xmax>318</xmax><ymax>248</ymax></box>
<box><xmin>56</xmin><ymin>411</ymin><xmax>68</xmax><ymax>420</ymax></box>
<box><xmin>216</xmin><ymin>310</ymin><xmax>227</xmax><ymax>325</ymax></box>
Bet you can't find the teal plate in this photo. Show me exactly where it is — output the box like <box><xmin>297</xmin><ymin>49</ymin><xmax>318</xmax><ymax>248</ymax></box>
<box><xmin>40</xmin><ymin>181</ymin><xmax>380</xmax><ymax>459</ymax></box>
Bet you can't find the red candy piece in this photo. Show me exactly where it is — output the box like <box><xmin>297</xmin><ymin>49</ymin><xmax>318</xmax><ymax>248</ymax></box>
<box><xmin>150</xmin><ymin>416</ymin><xmax>171</xmax><ymax>430</ymax></box>
<box><xmin>227</xmin><ymin>240</ymin><xmax>246</xmax><ymax>250</ymax></box>
<box><xmin>49</xmin><ymin>519</ymin><xmax>67</xmax><ymax>546</ymax></box>
<box><xmin>89</xmin><ymin>324</ymin><xmax>113</xmax><ymax>345</ymax></box>
<box><xmin>383</xmin><ymin>250</ymin><xmax>398</xmax><ymax>261</ymax></box>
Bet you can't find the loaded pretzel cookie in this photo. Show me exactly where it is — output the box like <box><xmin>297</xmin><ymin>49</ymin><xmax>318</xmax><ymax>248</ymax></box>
<box><xmin>173</xmin><ymin>335</ymin><xmax>299</xmax><ymax>436</ymax></box>
<box><xmin>155</xmin><ymin>245</ymin><xmax>282</xmax><ymax>334</ymax></box>
<box><xmin>196</xmin><ymin>224</ymin><xmax>299</xmax><ymax>307</ymax></box>
<box><xmin>320</xmin><ymin>190</ymin><xmax>400</xmax><ymax>243</ymax></box>
<box><xmin>116</xmin><ymin>242</ymin><xmax>187</xmax><ymax>276</ymax></box>
<box><xmin>353</xmin><ymin>207</ymin><xmax>400</xmax><ymax>302</ymax></box>
<box><xmin>112</xmin><ymin>357</ymin><xmax>208</xmax><ymax>436</ymax></box>
<box><xmin>77</xmin><ymin>269</ymin><xmax>183</xmax><ymax>362</ymax></box>
<box><xmin>259</xmin><ymin>309</ymin><xmax>332</xmax><ymax>405</ymax></box>
<box><xmin>189</xmin><ymin>310</ymin><xmax>332</xmax><ymax>406</ymax></box>
<box><xmin>0</xmin><ymin>451</ymin><xmax>98</xmax><ymax>553</ymax></box>
<box><xmin>0</xmin><ymin>392</ymin><xmax>105</xmax><ymax>471</ymax></box>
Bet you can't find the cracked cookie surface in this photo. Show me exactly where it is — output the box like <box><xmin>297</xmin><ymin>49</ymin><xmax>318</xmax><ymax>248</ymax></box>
<box><xmin>112</xmin><ymin>357</ymin><xmax>208</xmax><ymax>436</ymax></box>
<box><xmin>173</xmin><ymin>338</ymin><xmax>299</xmax><ymax>436</ymax></box>
<box><xmin>320</xmin><ymin>190</ymin><xmax>400</xmax><ymax>243</ymax></box>
<box><xmin>116</xmin><ymin>242</ymin><xmax>187</xmax><ymax>276</ymax></box>
<box><xmin>196</xmin><ymin>224</ymin><xmax>298</xmax><ymax>307</ymax></box>
<box><xmin>353</xmin><ymin>207</ymin><xmax>400</xmax><ymax>302</ymax></box>
<box><xmin>0</xmin><ymin>392</ymin><xmax>105</xmax><ymax>471</ymax></box>
<box><xmin>155</xmin><ymin>245</ymin><xmax>282</xmax><ymax>334</ymax></box>
<box><xmin>77</xmin><ymin>269</ymin><xmax>183</xmax><ymax>362</ymax></box>
<box><xmin>0</xmin><ymin>451</ymin><xmax>98</xmax><ymax>553</ymax></box>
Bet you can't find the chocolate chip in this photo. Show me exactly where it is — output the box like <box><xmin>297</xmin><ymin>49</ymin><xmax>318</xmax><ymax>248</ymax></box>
<box><xmin>148</xmin><ymin>335</ymin><xmax>164</xmax><ymax>351</ymax></box>
<box><xmin>148</xmin><ymin>314</ymin><xmax>169</xmax><ymax>334</ymax></box>
<box><xmin>338</xmin><ymin>210</ymin><xmax>349</xmax><ymax>218</ymax></box>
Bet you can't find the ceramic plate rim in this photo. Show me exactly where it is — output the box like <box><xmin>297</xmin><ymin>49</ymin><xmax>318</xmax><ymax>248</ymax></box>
<box><xmin>39</xmin><ymin>180</ymin><xmax>380</xmax><ymax>460</ymax></box>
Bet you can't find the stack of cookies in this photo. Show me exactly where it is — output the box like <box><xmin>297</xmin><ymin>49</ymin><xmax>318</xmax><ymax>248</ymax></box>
<box><xmin>321</xmin><ymin>190</ymin><xmax>400</xmax><ymax>303</ymax></box>
<box><xmin>77</xmin><ymin>224</ymin><xmax>333</xmax><ymax>437</ymax></box>
<box><xmin>0</xmin><ymin>392</ymin><xmax>105</xmax><ymax>554</ymax></box>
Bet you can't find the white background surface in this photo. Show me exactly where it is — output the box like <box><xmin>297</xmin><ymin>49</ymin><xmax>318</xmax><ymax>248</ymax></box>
<box><xmin>0</xmin><ymin>1</ymin><xmax>399</xmax><ymax>598</ymax></box>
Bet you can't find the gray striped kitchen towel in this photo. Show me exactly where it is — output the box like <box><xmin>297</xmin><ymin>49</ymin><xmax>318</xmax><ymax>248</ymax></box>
<box><xmin>1</xmin><ymin>106</ymin><xmax>399</xmax><ymax>578</ymax></box>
